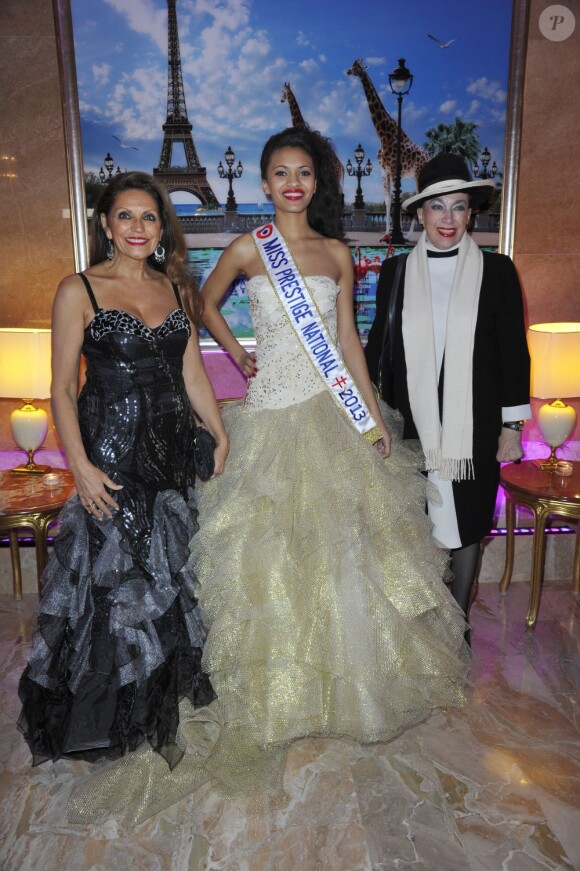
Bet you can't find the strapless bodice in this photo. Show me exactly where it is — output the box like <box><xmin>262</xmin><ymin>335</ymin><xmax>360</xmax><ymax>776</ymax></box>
<box><xmin>245</xmin><ymin>274</ymin><xmax>340</xmax><ymax>409</ymax></box>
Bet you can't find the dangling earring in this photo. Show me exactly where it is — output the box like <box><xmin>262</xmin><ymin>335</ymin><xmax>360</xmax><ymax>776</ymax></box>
<box><xmin>106</xmin><ymin>239</ymin><xmax>115</xmax><ymax>260</ymax></box>
<box><xmin>154</xmin><ymin>243</ymin><xmax>166</xmax><ymax>264</ymax></box>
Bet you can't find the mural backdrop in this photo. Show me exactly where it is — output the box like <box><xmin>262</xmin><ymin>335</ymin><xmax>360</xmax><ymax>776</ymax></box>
<box><xmin>72</xmin><ymin>0</ymin><xmax>513</xmax><ymax>206</ymax></box>
<box><xmin>71</xmin><ymin>0</ymin><xmax>513</xmax><ymax>341</ymax></box>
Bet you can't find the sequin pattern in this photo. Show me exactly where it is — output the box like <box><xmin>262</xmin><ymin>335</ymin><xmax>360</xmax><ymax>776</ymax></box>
<box><xmin>18</xmin><ymin>296</ymin><xmax>214</xmax><ymax>770</ymax></box>
<box><xmin>90</xmin><ymin>307</ymin><xmax>190</xmax><ymax>342</ymax></box>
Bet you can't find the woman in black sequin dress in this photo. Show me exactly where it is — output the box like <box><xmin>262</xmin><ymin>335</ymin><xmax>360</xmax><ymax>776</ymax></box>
<box><xmin>18</xmin><ymin>172</ymin><xmax>228</xmax><ymax>767</ymax></box>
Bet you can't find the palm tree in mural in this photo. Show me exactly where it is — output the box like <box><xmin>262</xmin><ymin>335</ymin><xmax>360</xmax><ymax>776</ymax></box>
<box><xmin>84</xmin><ymin>171</ymin><xmax>103</xmax><ymax>208</ymax></box>
<box><xmin>488</xmin><ymin>170</ymin><xmax>503</xmax><ymax>216</ymax></box>
<box><xmin>423</xmin><ymin>117</ymin><xmax>481</xmax><ymax>164</ymax></box>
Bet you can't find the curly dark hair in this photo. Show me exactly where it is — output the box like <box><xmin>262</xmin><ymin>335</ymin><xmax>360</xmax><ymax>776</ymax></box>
<box><xmin>260</xmin><ymin>127</ymin><xmax>344</xmax><ymax>240</ymax></box>
<box><xmin>89</xmin><ymin>171</ymin><xmax>202</xmax><ymax>324</ymax></box>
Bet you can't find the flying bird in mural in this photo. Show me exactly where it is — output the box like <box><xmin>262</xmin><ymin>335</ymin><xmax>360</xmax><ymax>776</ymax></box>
<box><xmin>112</xmin><ymin>135</ymin><xmax>140</xmax><ymax>151</ymax></box>
<box><xmin>427</xmin><ymin>34</ymin><xmax>456</xmax><ymax>49</ymax></box>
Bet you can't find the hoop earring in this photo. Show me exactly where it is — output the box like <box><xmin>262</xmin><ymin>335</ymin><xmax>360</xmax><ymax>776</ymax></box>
<box><xmin>106</xmin><ymin>239</ymin><xmax>115</xmax><ymax>260</ymax></box>
<box><xmin>154</xmin><ymin>243</ymin><xmax>166</xmax><ymax>264</ymax></box>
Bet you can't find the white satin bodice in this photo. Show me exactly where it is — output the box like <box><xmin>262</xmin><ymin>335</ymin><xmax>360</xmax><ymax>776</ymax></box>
<box><xmin>245</xmin><ymin>275</ymin><xmax>340</xmax><ymax>409</ymax></box>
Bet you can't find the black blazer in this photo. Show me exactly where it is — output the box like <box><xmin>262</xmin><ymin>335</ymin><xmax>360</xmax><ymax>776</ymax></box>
<box><xmin>365</xmin><ymin>250</ymin><xmax>530</xmax><ymax>545</ymax></box>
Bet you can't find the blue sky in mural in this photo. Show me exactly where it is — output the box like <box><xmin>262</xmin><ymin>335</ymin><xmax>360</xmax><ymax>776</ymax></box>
<box><xmin>72</xmin><ymin>0</ymin><xmax>512</xmax><ymax>205</ymax></box>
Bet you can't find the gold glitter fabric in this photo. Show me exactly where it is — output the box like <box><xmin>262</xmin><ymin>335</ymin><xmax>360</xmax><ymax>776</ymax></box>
<box><xmin>68</xmin><ymin>277</ymin><xmax>471</xmax><ymax>828</ymax></box>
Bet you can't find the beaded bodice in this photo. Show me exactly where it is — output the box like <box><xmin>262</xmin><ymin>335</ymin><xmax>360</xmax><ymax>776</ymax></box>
<box><xmin>82</xmin><ymin>308</ymin><xmax>190</xmax><ymax>391</ymax></box>
<box><xmin>245</xmin><ymin>275</ymin><xmax>340</xmax><ymax>409</ymax></box>
<box><xmin>77</xmin><ymin>305</ymin><xmax>196</xmax><ymax>494</ymax></box>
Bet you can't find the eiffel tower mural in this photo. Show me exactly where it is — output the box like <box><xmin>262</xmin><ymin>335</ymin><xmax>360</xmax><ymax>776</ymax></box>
<box><xmin>153</xmin><ymin>0</ymin><xmax>218</xmax><ymax>205</ymax></box>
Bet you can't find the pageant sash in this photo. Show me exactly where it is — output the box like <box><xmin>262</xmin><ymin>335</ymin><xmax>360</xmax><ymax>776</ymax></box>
<box><xmin>253</xmin><ymin>223</ymin><xmax>381</xmax><ymax>443</ymax></box>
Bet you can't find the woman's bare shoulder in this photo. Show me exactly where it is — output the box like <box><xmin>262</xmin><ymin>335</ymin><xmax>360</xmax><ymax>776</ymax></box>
<box><xmin>53</xmin><ymin>273</ymin><xmax>97</xmax><ymax>322</ymax></box>
<box><xmin>55</xmin><ymin>272</ymin><xmax>88</xmax><ymax>298</ymax></box>
<box><xmin>51</xmin><ymin>273</ymin><xmax>94</xmax><ymax>336</ymax></box>
<box><xmin>326</xmin><ymin>235</ymin><xmax>348</xmax><ymax>247</ymax></box>
<box><xmin>324</xmin><ymin>237</ymin><xmax>353</xmax><ymax>269</ymax></box>
<box><xmin>319</xmin><ymin>236</ymin><xmax>349</xmax><ymax>256</ymax></box>
<box><xmin>228</xmin><ymin>232</ymin><xmax>257</xmax><ymax>258</ymax></box>
<box><xmin>219</xmin><ymin>232</ymin><xmax>261</xmax><ymax>274</ymax></box>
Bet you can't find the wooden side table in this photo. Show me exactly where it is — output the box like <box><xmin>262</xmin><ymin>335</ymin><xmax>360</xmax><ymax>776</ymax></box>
<box><xmin>499</xmin><ymin>461</ymin><xmax>580</xmax><ymax>630</ymax></box>
<box><xmin>0</xmin><ymin>470</ymin><xmax>75</xmax><ymax>598</ymax></box>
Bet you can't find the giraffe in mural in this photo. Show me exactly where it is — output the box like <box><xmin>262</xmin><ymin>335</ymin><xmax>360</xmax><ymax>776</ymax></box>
<box><xmin>280</xmin><ymin>82</ymin><xmax>344</xmax><ymax>187</ymax></box>
<box><xmin>280</xmin><ymin>82</ymin><xmax>307</xmax><ymax>127</ymax></box>
<box><xmin>347</xmin><ymin>58</ymin><xmax>429</xmax><ymax>228</ymax></box>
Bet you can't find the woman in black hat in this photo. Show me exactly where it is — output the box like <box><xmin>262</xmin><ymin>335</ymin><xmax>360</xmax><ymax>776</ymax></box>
<box><xmin>365</xmin><ymin>154</ymin><xmax>531</xmax><ymax>639</ymax></box>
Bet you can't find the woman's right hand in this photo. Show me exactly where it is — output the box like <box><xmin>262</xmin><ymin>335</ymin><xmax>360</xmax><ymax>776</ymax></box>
<box><xmin>71</xmin><ymin>460</ymin><xmax>123</xmax><ymax>518</ymax></box>
<box><xmin>374</xmin><ymin>426</ymin><xmax>392</xmax><ymax>459</ymax></box>
<box><xmin>235</xmin><ymin>349</ymin><xmax>258</xmax><ymax>378</ymax></box>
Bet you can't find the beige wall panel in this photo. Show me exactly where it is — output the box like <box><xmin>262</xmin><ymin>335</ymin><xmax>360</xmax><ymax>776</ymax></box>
<box><xmin>513</xmin><ymin>0</ymin><xmax>580</xmax><ymax>323</ymax></box>
<box><xmin>0</xmin><ymin>0</ymin><xmax>75</xmax><ymax>329</ymax></box>
<box><xmin>517</xmin><ymin>254</ymin><xmax>580</xmax><ymax>325</ymax></box>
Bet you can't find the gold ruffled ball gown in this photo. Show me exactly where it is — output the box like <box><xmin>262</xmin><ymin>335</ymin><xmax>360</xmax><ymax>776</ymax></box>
<box><xmin>69</xmin><ymin>276</ymin><xmax>470</xmax><ymax>826</ymax></box>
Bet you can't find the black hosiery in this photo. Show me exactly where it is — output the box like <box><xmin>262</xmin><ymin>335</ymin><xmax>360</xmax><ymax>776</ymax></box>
<box><xmin>450</xmin><ymin>541</ymin><xmax>481</xmax><ymax>616</ymax></box>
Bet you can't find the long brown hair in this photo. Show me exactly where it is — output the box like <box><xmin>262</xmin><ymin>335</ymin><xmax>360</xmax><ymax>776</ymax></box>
<box><xmin>90</xmin><ymin>171</ymin><xmax>203</xmax><ymax>324</ymax></box>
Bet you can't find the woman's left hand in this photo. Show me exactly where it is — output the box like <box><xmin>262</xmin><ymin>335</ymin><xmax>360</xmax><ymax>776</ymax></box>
<box><xmin>496</xmin><ymin>427</ymin><xmax>524</xmax><ymax>463</ymax></box>
<box><xmin>212</xmin><ymin>436</ymin><xmax>230</xmax><ymax>477</ymax></box>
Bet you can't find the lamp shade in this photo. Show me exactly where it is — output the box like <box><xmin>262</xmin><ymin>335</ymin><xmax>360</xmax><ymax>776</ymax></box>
<box><xmin>0</xmin><ymin>328</ymin><xmax>52</xmax><ymax>399</ymax></box>
<box><xmin>527</xmin><ymin>322</ymin><xmax>580</xmax><ymax>399</ymax></box>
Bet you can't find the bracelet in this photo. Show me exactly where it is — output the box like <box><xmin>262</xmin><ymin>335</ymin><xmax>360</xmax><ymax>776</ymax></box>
<box><xmin>502</xmin><ymin>420</ymin><xmax>524</xmax><ymax>431</ymax></box>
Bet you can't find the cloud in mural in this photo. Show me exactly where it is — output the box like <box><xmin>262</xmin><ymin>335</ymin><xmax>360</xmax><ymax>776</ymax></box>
<box><xmin>296</xmin><ymin>30</ymin><xmax>313</xmax><ymax>48</ymax></box>
<box><xmin>467</xmin><ymin>77</ymin><xmax>507</xmax><ymax>103</ymax></box>
<box><xmin>104</xmin><ymin>0</ymin><xmax>169</xmax><ymax>52</ymax></box>
<box><xmin>400</xmin><ymin>102</ymin><xmax>428</xmax><ymax>123</ymax></box>
<box><xmin>72</xmin><ymin>0</ymin><xmax>514</xmax><ymax>204</ymax></box>
<box><xmin>92</xmin><ymin>63</ymin><xmax>111</xmax><ymax>86</ymax></box>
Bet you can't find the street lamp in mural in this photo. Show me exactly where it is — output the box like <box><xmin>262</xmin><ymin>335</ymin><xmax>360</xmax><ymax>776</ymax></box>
<box><xmin>388</xmin><ymin>57</ymin><xmax>413</xmax><ymax>245</ymax></box>
<box><xmin>473</xmin><ymin>146</ymin><xmax>498</xmax><ymax>180</ymax></box>
<box><xmin>98</xmin><ymin>152</ymin><xmax>122</xmax><ymax>184</ymax></box>
<box><xmin>217</xmin><ymin>146</ymin><xmax>243</xmax><ymax>212</ymax></box>
<box><xmin>346</xmin><ymin>144</ymin><xmax>372</xmax><ymax>210</ymax></box>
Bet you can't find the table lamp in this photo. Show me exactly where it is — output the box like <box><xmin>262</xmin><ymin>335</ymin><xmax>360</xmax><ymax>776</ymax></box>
<box><xmin>527</xmin><ymin>322</ymin><xmax>580</xmax><ymax>471</ymax></box>
<box><xmin>0</xmin><ymin>328</ymin><xmax>52</xmax><ymax>474</ymax></box>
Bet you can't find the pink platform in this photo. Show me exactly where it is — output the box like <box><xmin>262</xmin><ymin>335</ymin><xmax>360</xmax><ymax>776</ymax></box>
<box><xmin>200</xmin><ymin>345</ymin><xmax>248</xmax><ymax>401</ymax></box>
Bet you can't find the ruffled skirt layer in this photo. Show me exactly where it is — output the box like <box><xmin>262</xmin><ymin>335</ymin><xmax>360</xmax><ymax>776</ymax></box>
<box><xmin>18</xmin><ymin>487</ymin><xmax>214</xmax><ymax>767</ymax></box>
<box><xmin>68</xmin><ymin>392</ymin><xmax>470</xmax><ymax>827</ymax></box>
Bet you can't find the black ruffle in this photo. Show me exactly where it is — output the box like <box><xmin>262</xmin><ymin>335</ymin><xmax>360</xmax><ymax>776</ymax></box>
<box><xmin>18</xmin><ymin>490</ymin><xmax>215</xmax><ymax>767</ymax></box>
<box><xmin>19</xmin><ymin>307</ymin><xmax>215</xmax><ymax>768</ymax></box>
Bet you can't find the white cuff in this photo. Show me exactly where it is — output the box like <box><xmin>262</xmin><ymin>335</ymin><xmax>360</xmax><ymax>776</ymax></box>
<box><xmin>501</xmin><ymin>404</ymin><xmax>531</xmax><ymax>421</ymax></box>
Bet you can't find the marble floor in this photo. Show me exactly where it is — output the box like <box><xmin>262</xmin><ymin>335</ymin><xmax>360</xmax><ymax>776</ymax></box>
<box><xmin>1</xmin><ymin>581</ymin><xmax>579</xmax><ymax>871</ymax></box>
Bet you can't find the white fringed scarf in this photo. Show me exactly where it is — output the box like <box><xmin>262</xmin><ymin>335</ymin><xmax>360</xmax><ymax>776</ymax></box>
<box><xmin>402</xmin><ymin>231</ymin><xmax>483</xmax><ymax>481</ymax></box>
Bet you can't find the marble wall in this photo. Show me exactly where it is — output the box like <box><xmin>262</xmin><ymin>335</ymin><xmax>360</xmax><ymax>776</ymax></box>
<box><xmin>0</xmin><ymin>0</ymin><xmax>75</xmax><ymax>329</ymax></box>
<box><xmin>512</xmin><ymin>1</ymin><xmax>580</xmax><ymax>326</ymax></box>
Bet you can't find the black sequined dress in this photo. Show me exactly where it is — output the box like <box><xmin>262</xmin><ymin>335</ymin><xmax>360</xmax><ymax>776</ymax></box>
<box><xmin>18</xmin><ymin>274</ymin><xmax>214</xmax><ymax>767</ymax></box>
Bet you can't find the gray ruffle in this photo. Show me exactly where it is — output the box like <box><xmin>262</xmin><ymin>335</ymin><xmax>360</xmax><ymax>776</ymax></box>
<box><xmin>26</xmin><ymin>487</ymin><xmax>206</xmax><ymax>694</ymax></box>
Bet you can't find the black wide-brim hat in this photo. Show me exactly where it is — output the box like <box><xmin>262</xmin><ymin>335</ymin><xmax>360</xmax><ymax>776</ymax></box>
<box><xmin>403</xmin><ymin>153</ymin><xmax>495</xmax><ymax>215</ymax></box>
